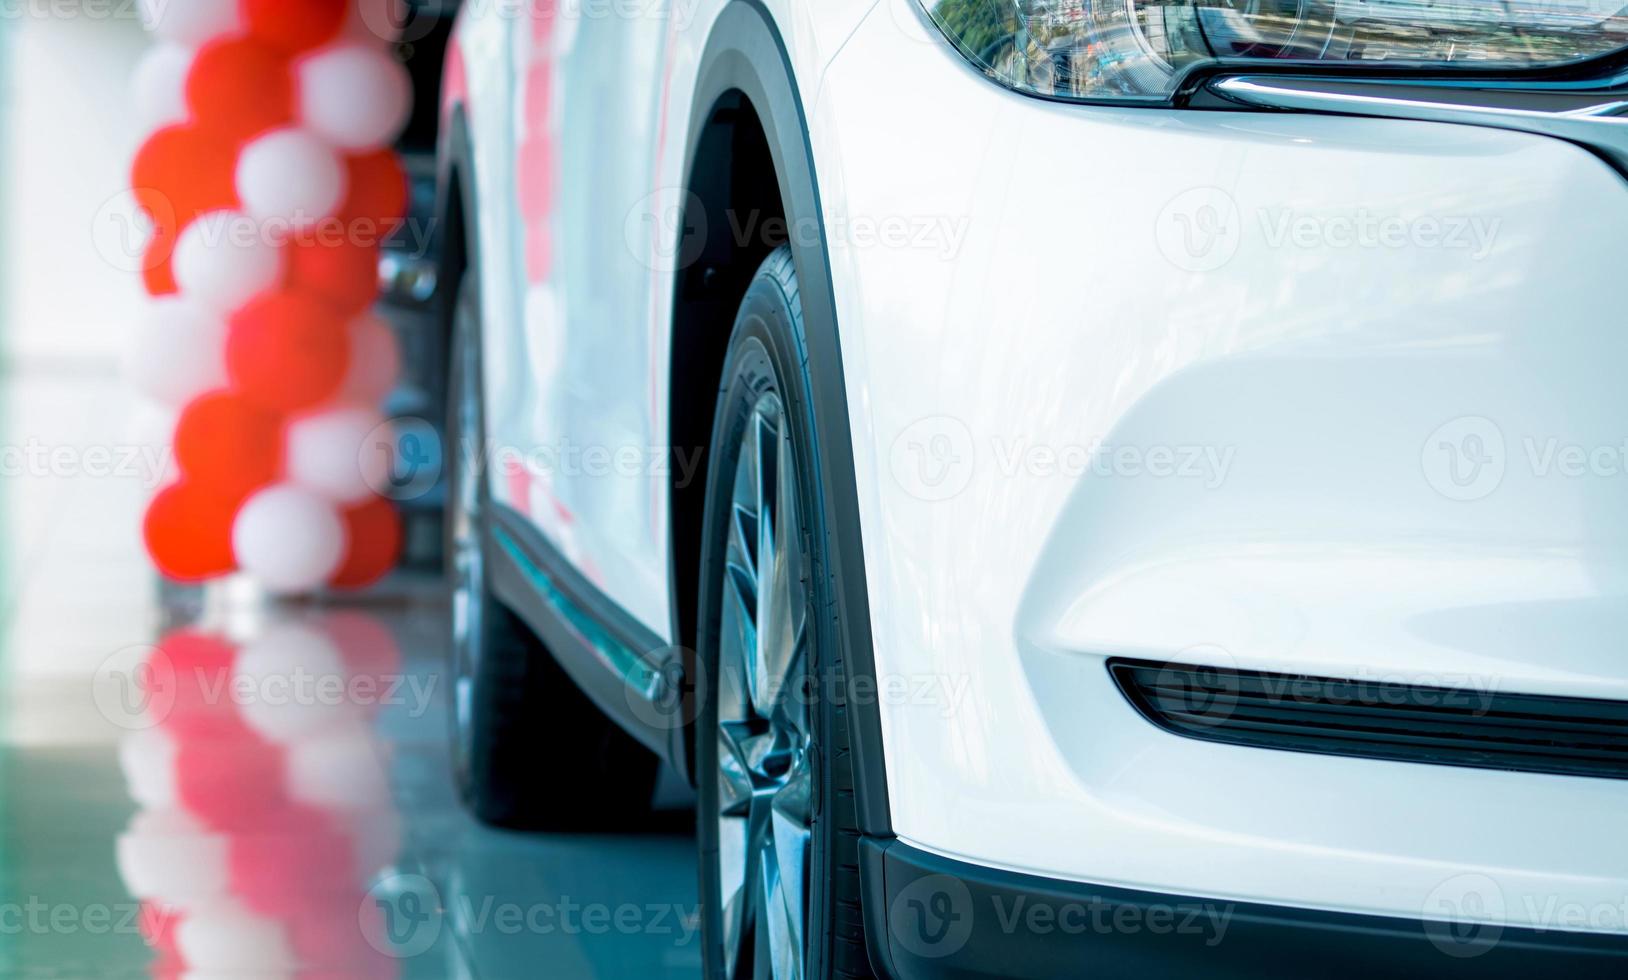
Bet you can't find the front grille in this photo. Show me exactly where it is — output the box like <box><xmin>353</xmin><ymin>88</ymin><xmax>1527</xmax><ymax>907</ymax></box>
<box><xmin>1109</xmin><ymin>659</ymin><xmax>1628</xmax><ymax>780</ymax></box>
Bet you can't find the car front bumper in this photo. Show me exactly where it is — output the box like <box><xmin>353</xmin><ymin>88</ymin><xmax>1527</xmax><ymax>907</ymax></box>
<box><xmin>861</xmin><ymin>840</ymin><xmax>1628</xmax><ymax>979</ymax></box>
<box><xmin>816</xmin><ymin>0</ymin><xmax>1628</xmax><ymax>937</ymax></box>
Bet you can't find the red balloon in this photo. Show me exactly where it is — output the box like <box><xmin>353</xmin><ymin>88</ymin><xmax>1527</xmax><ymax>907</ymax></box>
<box><xmin>138</xmin><ymin>902</ymin><xmax>184</xmax><ymax>964</ymax></box>
<box><xmin>287</xmin><ymin>238</ymin><xmax>379</xmax><ymax>318</ymax></box>
<box><xmin>227</xmin><ymin>290</ymin><xmax>350</xmax><ymax>412</ymax></box>
<box><xmin>517</xmin><ymin>136</ymin><xmax>555</xmax><ymax>219</ymax></box>
<box><xmin>330</xmin><ymin>497</ymin><xmax>400</xmax><ymax>589</ymax></box>
<box><xmin>185</xmin><ymin>36</ymin><xmax>295</xmax><ymax>143</ymax></box>
<box><xmin>242</xmin><ymin>0</ymin><xmax>347</xmax><ymax>53</ymax></box>
<box><xmin>173</xmin><ymin>733</ymin><xmax>288</xmax><ymax>830</ymax></box>
<box><xmin>286</xmin><ymin>892</ymin><xmax>396</xmax><ymax>974</ymax></box>
<box><xmin>228</xmin><ymin>806</ymin><xmax>357</xmax><ymax>917</ymax></box>
<box><xmin>149</xmin><ymin>960</ymin><xmax>185</xmax><ymax>980</ymax></box>
<box><xmin>175</xmin><ymin>390</ymin><xmax>285</xmax><ymax>500</ymax></box>
<box><xmin>130</xmin><ymin>125</ymin><xmax>239</xmax><ymax>226</ymax></box>
<box><xmin>143</xmin><ymin>483</ymin><xmax>239</xmax><ymax>581</ymax></box>
<box><xmin>142</xmin><ymin>226</ymin><xmax>180</xmax><ymax>296</ymax></box>
<box><xmin>338</xmin><ymin>149</ymin><xmax>408</xmax><ymax>238</ymax></box>
<box><xmin>152</xmin><ymin>630</ymin><xmax>251</xmax><ymax>738</ymax></box>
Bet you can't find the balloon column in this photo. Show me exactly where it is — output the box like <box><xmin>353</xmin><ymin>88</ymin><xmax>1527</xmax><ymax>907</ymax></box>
<box><xmin>129</xmin><ymin>0</ymin><xmax>413</xmax><ymax>593</ymax></box>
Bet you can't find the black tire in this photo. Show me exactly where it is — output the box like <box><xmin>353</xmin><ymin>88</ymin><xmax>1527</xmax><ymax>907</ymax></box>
<box><xmin>445</xmin><ymin>272</ymin><xmax>660</xmax><ymax>831</ymax></box>
<box><xmin>696</xmin><ymin>246</ymin><xmax>873</xmax><ymax>979</ymax></box>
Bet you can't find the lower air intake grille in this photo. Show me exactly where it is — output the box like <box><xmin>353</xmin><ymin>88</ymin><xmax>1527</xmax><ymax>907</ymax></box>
<box><xmin>1108</xmin><ymin>659</ymin><xmax>1628</xmax><ymax>780</ymax></box>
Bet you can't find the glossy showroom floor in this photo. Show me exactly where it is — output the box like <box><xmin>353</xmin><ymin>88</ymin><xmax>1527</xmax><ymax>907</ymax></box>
<box><xmin>0</xmin><ymin>365</ymin><xmax>703</xmax><ymax>979</ymax></box>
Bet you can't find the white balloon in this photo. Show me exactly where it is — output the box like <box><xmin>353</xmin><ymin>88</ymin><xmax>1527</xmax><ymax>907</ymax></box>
<box><xmin>118</xmin><ymin>729</ymin><xmax>178</xmax><ymax>809</ymax></box>
<box><xmin>131</xmin><ymin>43</ymin><xmax>193</xmax><ymax>130</ymax></box>
<box><xmin>127</xmin><ymin>805</ymin><xmax>207</xmax><ymax>836</ymax></box>
<box><xmin>116</xmin><ymin>810</ymin><xmax>230</xmax><ymax>903</ymax></box>
<box><xmin>232</xmin><ymin>621</ymin><xmax>357</xmax><ymax>741</ymax></box>
<box><xmin>297</xmin><ymin>43</ymin><xmax>412</xmax><ymax>152</ymax></box>
<box><xmin>129</xmin><ymin>401</ymin><xmax>181</xmax><ymax>484</ymax></box>
<box><xmin>176</xmin><ymin>902</ymin><xmax>296</xmax><ymax>972</ymax></box>
<box><xmin>126</xmin><ymin>297</ymin><xmax>228</xmax><ymax>407</ymax></box>
<box><xmin>236</xmin><ymin>129</ymin><xmax>347</xmax><ymax>230</ymax></box>
<box><xmin>286</xmin><ymin>405</ymin><xmax>389</xmax><ymax>505</ymax></box>
<box><xmin>173</xmin><ymin>211</ymin><xmax>284</xmax><ymax>314</ymax></box>
<box><xmin>231</xmin><ymin>484</ymin><xmax>346</xmax><ymax>595</ymax></box>
<box><xmin>285</xmin><ymin>724</ymin><xmax>391</xmax><ymax>812</ymax></box>
<box><xmin>139</xmin><ymin>0</ymin><xmax>239</xmax><ymax>45</ymax></box>
<box><xmin>341</xmin><ymin>313</ymin><xmax>402</xmax><ymax>403</ymax></box>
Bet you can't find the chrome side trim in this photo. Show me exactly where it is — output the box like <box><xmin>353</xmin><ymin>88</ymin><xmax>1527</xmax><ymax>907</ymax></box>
<box><xmin>490</xmin><ymin>526</ymin><xmax>667</xmax><ymax>703</ymax></box>
<box><xmin>1212</xmin><ymin>74</ymin><xmax>1628</xmax><ymax>172</ymax></box>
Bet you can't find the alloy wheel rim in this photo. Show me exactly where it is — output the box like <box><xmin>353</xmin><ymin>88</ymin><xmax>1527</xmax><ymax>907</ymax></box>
<box><xmin>716</xmin><ymin>391</ymin><xmax>813</xmax><ymax>980</ymax></box>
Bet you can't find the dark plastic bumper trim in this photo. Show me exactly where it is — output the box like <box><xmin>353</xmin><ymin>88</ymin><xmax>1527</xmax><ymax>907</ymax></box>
<box><xmin>861</xmin><ymin>838</ymin><xmax>1628</xmax><ymax>979</ymax></box>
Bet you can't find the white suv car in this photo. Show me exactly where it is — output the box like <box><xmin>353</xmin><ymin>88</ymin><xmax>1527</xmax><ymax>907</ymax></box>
<box><xmin>430</xmin><ymin>0</ymin><xmax>1628</xmax><ymax>975</ymax></box>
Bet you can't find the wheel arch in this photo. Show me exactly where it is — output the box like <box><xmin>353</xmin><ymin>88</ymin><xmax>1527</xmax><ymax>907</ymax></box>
<box><xmin>431</xmin><ymin>104</ymin><xmax>475</xmax><ymax>434</ymax></box>
<box><xmin>667</xmin><ymin>0</ymin><xmax>893</xmax><ymax>838</ymax></box>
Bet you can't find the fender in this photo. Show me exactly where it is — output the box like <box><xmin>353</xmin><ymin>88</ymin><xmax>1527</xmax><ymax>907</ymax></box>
<box><xmin>677</xmin><ymin>0</ymin><xmax>893</xmax><ymax>837</ymax></box>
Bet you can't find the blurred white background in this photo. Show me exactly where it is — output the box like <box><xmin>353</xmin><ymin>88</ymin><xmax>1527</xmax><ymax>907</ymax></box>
<box><xmin>3</xmin><ymin>6</ymin><xmax>148</xmax><ymax>363</ymax></box>
<box><xmin>0</xmin><ymin>9</ymin><xmax>166</xmax><ymax>696</ymax></box>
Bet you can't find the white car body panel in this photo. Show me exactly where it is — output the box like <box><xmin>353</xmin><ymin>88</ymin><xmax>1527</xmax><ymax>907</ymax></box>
<box><xmin>448</xmin><ymin>0</ymin><xmax>1628</xmax><ymax>937</ymax></box>
<box><xmin>451</xmin><ymin>0</ymin><xmax>877</xmax><ymax>640</ymax></box>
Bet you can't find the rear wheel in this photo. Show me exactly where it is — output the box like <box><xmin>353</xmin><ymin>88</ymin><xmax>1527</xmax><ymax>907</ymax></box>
<box><xmin>697</xmin><ymin>247</ymin><xmax>873</xmax><ymax>979</ymax></box>
<box><xmin>446</xmin><ymin>272</ymin><xmax>659</xmax><ymax>830</ymax></box>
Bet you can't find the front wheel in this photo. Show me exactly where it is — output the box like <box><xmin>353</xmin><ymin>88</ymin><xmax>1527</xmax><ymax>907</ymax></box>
<box><xmin>696</xmin><ymin>246</ymin><xmax>873</xmax><ymax>980</ymax></box>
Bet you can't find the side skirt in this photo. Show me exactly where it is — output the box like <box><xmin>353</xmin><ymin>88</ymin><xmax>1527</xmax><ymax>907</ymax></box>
<box><xmin>485</xmin><ymin>502</ymin><xmax>688</xmax><ymax>770</ymax></box>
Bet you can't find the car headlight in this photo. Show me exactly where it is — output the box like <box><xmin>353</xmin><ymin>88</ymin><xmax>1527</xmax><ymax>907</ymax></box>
<box><xmin>915</xmin><ymin>0</ymin><xmax>1628</xmax><ymax>104</ymax></box>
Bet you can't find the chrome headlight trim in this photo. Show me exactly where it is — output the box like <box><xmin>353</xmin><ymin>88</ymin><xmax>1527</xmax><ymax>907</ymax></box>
<box><xmin>1208</xmin><ymin>73</ymin><xmax>1628</xmax><ymax>173</ymax></box>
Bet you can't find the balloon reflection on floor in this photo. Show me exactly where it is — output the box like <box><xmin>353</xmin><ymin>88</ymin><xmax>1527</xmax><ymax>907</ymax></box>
<box><xmin>114</xmin><ymin>609</ymin><xmax>406</xmax><ymax>976</ymax></box>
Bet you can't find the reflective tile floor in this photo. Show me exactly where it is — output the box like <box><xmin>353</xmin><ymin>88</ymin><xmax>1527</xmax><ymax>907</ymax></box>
<box><xmin>0</xmin><ymin>367</ymin><xmax>702</xmax><ymax>979</ymax></box>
